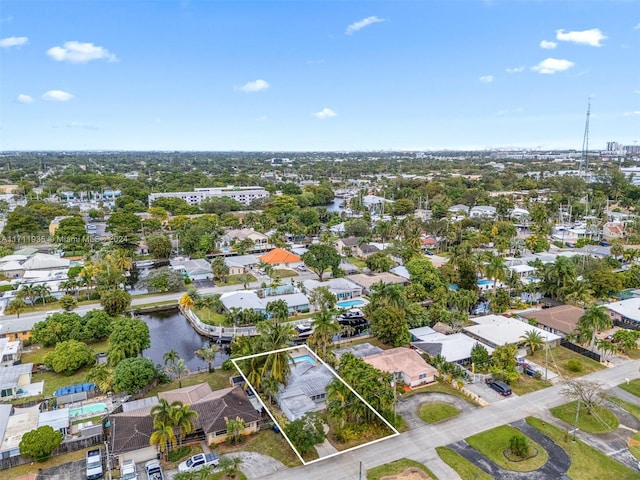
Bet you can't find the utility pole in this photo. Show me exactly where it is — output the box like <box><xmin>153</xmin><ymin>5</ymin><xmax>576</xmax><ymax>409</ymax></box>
<box><xmin>359</xmin><ymin>461</ymin><xmax>362</xmax><ymax>480</ymax></box>
<box><xmin>572</xmin><ymin>397</ymin><xmax>581</xmax><ymax>441</ymax></box>
<box><xmin>544</xmin><ymin>337</ymin><xmax>548</xmax><ymax>381</ymax></box>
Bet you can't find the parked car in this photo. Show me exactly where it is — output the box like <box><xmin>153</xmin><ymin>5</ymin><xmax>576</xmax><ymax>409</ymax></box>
<box><xmin>425</xmin><ymin>250</ymin><xmax>434</xmax><ymax>256</ymax></box>
<box><xmin>178</xmin><ymin>453</ymin><xmax>220</xmax><ymax>473</ymax></box>
<box><xmin>296</xmin><ymin>265</ymin><xmax>307</xmax><ymax>271</ymax></box>
<box><xmin>86</xmin><ymin>449</ymin><xmax>103</xmax><ymax>480</ymax></box>
<box><xmin>487</xmin><ymin>380</ymin><xmax>512</xmax><ymax>396</ymax></box>
<box><xmin>145</xmin><ymin>460</ymin><xmax>164</xmax><ymax>480</ymax></box>
<box><xmin>121</xmin><ymin>459</ymin><xmax>138</xmax><ymax>480</ymax></box>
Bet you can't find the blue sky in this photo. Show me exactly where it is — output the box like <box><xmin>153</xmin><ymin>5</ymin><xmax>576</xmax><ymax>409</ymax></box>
<box><xmin>1</xmin><ymin>1</ymin><xmax>639</xmax><ymax>151</ymax></box>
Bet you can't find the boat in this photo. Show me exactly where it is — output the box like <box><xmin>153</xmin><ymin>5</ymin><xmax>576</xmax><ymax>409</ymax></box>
<box><xmin>135</xmin><ymin>260</ymin><xmax>155</xmax><ymax>268</ymax></box>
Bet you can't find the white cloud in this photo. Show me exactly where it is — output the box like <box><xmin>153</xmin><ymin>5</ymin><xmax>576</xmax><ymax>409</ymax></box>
<box><xmin>635</xmin><ymin>89</ymin><xmax>640</xmax><ymax>94</ymax></box>
<box><xmin>0</xmin><ymin>36</ymin><xmax>28</xmax><ymax>48</ymax></box>
<box><xmin>16</xmin><ymin>94</ymin><xmax>33</xmax><ymax>104</ymax></box>
<box><xmin>312</xmin><ymin>108</ymin><xmax>337</xmax><ymax>119</ymax></box>
<box><xmin>539</xmin><ymin>40</ymin><xmax>557</xmax><ymax>49</ymax></box>
<box><xmin>237</xmin><ymin>79</ymin><xmax>269</xmax><ymax>93</ymax></box>
<box><xmin>531</xmin><ymin>58</ymin><xmax>575</xmax><ymax>74</ymax></box>
<box><xmin>506</xmin><ymin>66</ymin><xmax>525</xmax><ymax>73</ymax></box>
<box><xmin>42</xmin><ymin>90</ymin><xmax>74</xmax><ymax>101</ymax></box>
<box><xmin>634</xmin><ymin>23</ymin><xmax>640</xmax><ymax>30</ymax></box>
<box><xmin>345</xmin><ymin>16</ymin><xmax>385</xmax><ymax>35</ymax></box>
<box><xmin>47</xmin><ymin>41</ymin><xmax>117</xmax><ymax>63</ymax></box>
<box><xmin>624</xmin><ymin>111</ymin><xmax>640</xmax><ymax>116</ymax></box>
<box><xmin>479</xmin><ymin>75</ymin><xmax>494</xmax><ymax>83</ymax></box>
<box><xmin>556</xmin><ymin>28</ymin><xmax>607</xmax><ymax>47</ymax></box>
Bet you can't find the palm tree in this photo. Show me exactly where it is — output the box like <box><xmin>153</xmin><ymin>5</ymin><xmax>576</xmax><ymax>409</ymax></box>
<box><xmin>149</xmin><ymin>421</ymin><xmax>177</xmax><ymax>461</ymax></box>
<box><xmin>578</xmin><ymin>305</ymin><xmax>613</xmax><ymax>352</ymax></box>
<box><xmin>34</xmin><ymin>283</ymin><xmax>52</xmax><ymax>305</ymax></box>
<box><xmin>17</xmin><ymin>284</ymin><xmax>37</xmax><ymax>305</ymax></box>
<box><xmin>167</xmin><ymin>358</ymin><xmax>189</xmax><ymax>388</ymax></box>
<box><xmin>484</xmin><ymin>253</ymin><xmax>507</xmax><ymax>293</ymax></box>
<box><xmin>238</xmin><ymin>273</ymin><xmax>254</xmax><ymax>290</ymax></box>
<box><xmin>563</xmin><ymin>279</ymin><xmax>594</xmax><ymax>307</ymax></box>
<box><xmin>265</xmin><ymin>299</ymin><xmax>289</xmax><ymax>323</ymax></box>
<box><xmin>520</xmin><ymin>329</ymin><xmax>545</xmax><ymax>354</ymax></box>
<box><xmin>150</xmin><ymin>398</ymin><xmax>181</xmax><ymax>426</ymax></box>
<box><xmin>195</xmin><ymin>343</ymin><xmax>220</xmax><ymax>373</ymax></box>
<box><xmin>179</xmin><ymin>292</ymin><xmax>196</xmax><ymax>311</ymax></box>
<box><xmin>326</xmin><ymin>379</ymin><xmax>351</xmax><ymax>430</ymax></box>
<box><xmin>310</xmin><ymin>308</ymin><xmax>340</xmax><ymax>359</ymax></box>
<box><xmin>163</xmin><ymin>349</ymin><xmax>179</xmax><ymax>367</ymax></box>
<box><xmin>173</xmin><ymin>403</ymin><xmax>199</xmax><ymax>446</ymax></box>
<box><xmin>257</xmin><ymin>321</ymin><xmax>296</xmax><ymax>384</ymax></box>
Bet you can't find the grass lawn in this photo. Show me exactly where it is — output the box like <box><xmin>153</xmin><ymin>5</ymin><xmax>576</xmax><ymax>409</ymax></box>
<box><xmin>330</xmin><ymin>335</ymin><xmax>392</xmax><ymax>351</ymax></box>
<box><xmin>193</xmin><ymin>307</ymin><xmax>227</xmax><ymax>326</ymax></box>
<box><xmin>212</xmin><ymin>429</ymin><xmax>302</xmax><ymax>468</ymax></box>
<box><xmin>527</xmin><ymin>346</ymin><xmax>605</xmax><ymax>379</ymax></box>
<box><xmin>619</xmin><ymin>378</ymin><xmax>640</xmax><ymax>398</ymax></box>
<box><xmin>347</xmin><ymin>256</ymin><xmax>367</xmax><ymax>268</ymax></box>
<box><xmin>366</xmin><ymin>458</ymin><xmax>438</xmax><ymax>480</ymax></box>
<box><xmin>510</xmin><ymin>375</ymin><xmax>553</xmax><ymax>396</ymax></box>
<box><xmin>148</xmin><ymin>370</ymin><xmax>233</xmax><ymax>396</ymax></box>
<box><xmin>4</xmin><ymin>447</ymin><xmax>95</xmax><ymax>479</ymax></box>
<box><xmin>550</xmin><ymin>401</ymin><xmax>619</xmax><ymax>433</ymax></box>
<box><xmin>417</xmin><ymin>402</ymin><xmax>460</xmax><ymax>424</ymax></box>
<box><xmin>629</xmin><ymin>431</ymin><xmax>640</xmax><ymax>460</ymax></box>
<box><xmin>607</xmin><ymin>395</ymin><xmax>640</xmax><ymax>422</ymax></box>
<box><xmin>270</xmin><ymin>269</ymin><xmax>298</xmax><ymax>279</ymax></box>
<box><xmin>624</xmin><ymin>349</ymin><xmax>640</xmax><ymax>360</ymax></box>
<box><xmin>526</xmin><ymin>416</ymin><xmax>639</xmax><ymax>479</ymax></box>
<box><xmin>217</xmin><ymin>274</ymin><xmax>256</xmax><ymax>287</ymax></box>
<box><xmin>466</xmin><ymin>425</ymin><xmax>549</xmax><ymax>472</ymax></box>
<box><xmin>435</xmin><ymin>447</ymin><xmax>493</xmax><ymax>480</ymax></box>
<box><xmin>401</xmin><ymin>381</ymin><xmax>482</xmax><ymax>407</ymax></box>
<box><xmin>22</xmin><ymin>339</ymin><xmax>110</xmax><ymax>365</ymax></box>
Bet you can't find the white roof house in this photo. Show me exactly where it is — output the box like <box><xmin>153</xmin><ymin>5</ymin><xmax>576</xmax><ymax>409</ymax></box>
<box><xmin>219</xmin><ymin>291</ymin><xmax>310</xmax><ymax>314</ymax></box>
<box><xmin>0</xmin><ymin>255</ymin><xmax>27</xmax><ymax>264</ymax></box>
<box><xmin>38</xmin><ymin>408</ymin><xmax>70</xmax><ymax>435</ymax></box>
<box><xmin>470</xmin><ymin>205</ymin><xmax>497</xmax><ymax>218</ymax></box>
<box><xmin>602</xmin><ymin>297</ymin><xmax>640</xmax><ymax>324</ymax></box>
<box><xmin>464</xmin><ymin>314</ymin><xmax>561</xmax><ymax>348</ymax></box>
<box><xmin>410</xmin><ymin>326</ymin><xmax>495</xmax><ymax>364</ymax></box>
<box><xmin>21</xmin><ymin>254</ymin><xmax>70</xmax><ymax>271</ymax></box>
<box><xmin>303</xmin><ymin>278</ymin><xmax>362</xmax><ymax>302</ymax></box>
<box><xmin>448</xmin><ymin>204</ymin><xmax>469</xmax><ymax>214</ymax></box>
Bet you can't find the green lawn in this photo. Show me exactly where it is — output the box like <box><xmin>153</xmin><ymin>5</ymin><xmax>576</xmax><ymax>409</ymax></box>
<box><xmin>466</xmin><ymin>425</ymin><xmax>548</xmax><ymax>472</ymax></box>
<box><xmin>22</xmin><ymin>338</ymin><xmax>110</xmax><ymax>365</ymax></box>
<box><xmin>607</xmin><ymin>395</ymin><xmax>640</xmax><ymax>422</ymax></box>
<box><xmin>147</xmin><ymin>370</ymin><xmax>233</xmax><ymax>397</ymax></box>
<box><xmin>347</xmin><ymin>256</ymin><xmax>367</xmax><ymax>268</ymax></box>
<box><xmin>366</xmin><ymin>458</ymin><xmax>438</xmax><ymax>480</ymax></box>
<box><xmin>619</xmin><ymin>378</ymin><xmax>640</xmax><ymax>398</ymax></box>
<box><xmin>217</xmin><ymin>273</ymin><xmax>256</xmax><ymax>287</ymax></box>
<box><xmin>193</xmin><ymin>307</ymin><xmax>227</xmax><ymax>326</ymax></box>
<box><xmin>417</xmin><ymin>402</ymin><xmax>460</xmax><ymax>424</ymax></box>
<box><xmin>550</xmin><ymin>401</ymin><xmax>619</xmax><ymax>434</ymax></box>
<box><xmin>270</xmin><ymin>269</ymin><xmax>298</xmax><ymax>279</ymax></box>
<box><xmin>212</xmin><ymin>429</ymin><xmax>302</xmax><ymax>468</ymax></box>
<box><xmin>401</xmin><ymin>381</ymin><xmax>482</xmax><ymax>407</ymax></box>
<box><xmin>629</xmin><ymin>431</ymin><xmax>640</xmax><ymax>460</ymax></box>
<box><xmin>3</xmin><ymin>447</ymin><xmax>95</xmax><ymax>479</ymax></box>
<box><xmin>435</xmin><ymin>447</ymin><xmax>493</xmax><ymax>480</ymax></box>
<box><xmin>526</xmin><ymin>416</ymin><xmax>639</xmax><ymax>480</ymax></box>
<box><xmin>510</xmin><ymin>375</ymin><xmax>552</xmax><ymax>396</ymax></box>
<box><xmin>527</xmin><ymin>346</ymin><xmax>605</xmax><ymax>379</ymax></box>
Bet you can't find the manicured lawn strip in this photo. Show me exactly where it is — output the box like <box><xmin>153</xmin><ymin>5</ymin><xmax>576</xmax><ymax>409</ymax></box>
<box><xmin>619</xmin><ymin>379</ymin><xmax>640</xmax><ymax>398</ymax></box>
<box><xmin>22</xmin><ymin>339</ymin><xmax>110</xmax><ymax>365</ymax></box>
<box><xmin>465</xmin><ymin>425</ymin><xmax>548</xmax><ymax>472</ymax></box>
<box><xmin>607</xmin><ymin>395</ymin><xmax>640</xmax><ymax>422</ymax></box>
<box><xmin>367</xmin><ymin>458</ymin><xmax>438</xmax><ymax>480</ymax></box>
<box><xmin>401</xmin><ymin>381</ymin><xmax>482</xmax><ymax>407</ymax></box>
<box><xmin>510</xmin><ymin>375</ymin><xmax>552</xmax><ymax>396</ymax></box>
<box><xmin>526</xmin><ymin>416</ymin><xmax>639</xmax><ymax>480</ymax></box>
<box><xmin>270</xmin><ymin>269</ymin><xmax>298</xmax><ymax>279</ymax></box>
<box><xmin>550</xmin><ymin>401</ymin><xmax>619</xmax><ymax>433</ymax></box>
<box><xmin>347</xmin><ymin>256</ymin><xmax>367</xmax><ymax>269</ymax></box>
<box><xmin>216</xmin><ymin>273</ymin><xmax>256</xmax><ymax>287</ymax></box>
<box><xmin>193</xmin><ymin>307</ymin><xmax>227</xmax><ymax>326</ymax></box>
<box><xmin>435</xmin><ymin>446</ymin><xmax>493</xmax><ymax>480</ymax></box>
<box><xmin>148</xmin><ymin>370</ymin><xmax>232</xmax><ymax>396</ymax></box>
<box><xmin>4</xmin><ymin>447</ymin><xmax>93</xmax><ymax>479</ymax></box>
<box><xmin>629</xmin><ymin>431</ymin><xmax>640</xmax><ymax>460</ymax></box>
<box><xmin>418</xmin><ymin>402</ymin><xmax>460</xmax><ymax>424</ymax></box>
<box><xmin>212</xmin><ymin>430</ymin><xmax>302</xmax><ymax>468</ymax></box>
<box><xmin>331</xmin><ymin>335</ymin><xmax>392</xmax><ymax>352</ymax></box>
<box><xmin>527</xmin><ymin>346</ymin><xmax>605</xmax><ymax>379</ymax></box>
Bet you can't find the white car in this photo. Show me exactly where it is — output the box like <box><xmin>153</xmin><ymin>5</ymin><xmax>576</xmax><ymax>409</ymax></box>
<box><xmin>178</xmin><ymin>453</ymin><xmax>220</xmax><ymax>473</ymax></box>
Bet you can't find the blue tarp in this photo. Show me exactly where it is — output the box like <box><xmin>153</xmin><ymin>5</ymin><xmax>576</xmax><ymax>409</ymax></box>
<box><xmin>53</xmin><ymin>383</ymin><xmax>96</xmax><ymax>397</ymax></box>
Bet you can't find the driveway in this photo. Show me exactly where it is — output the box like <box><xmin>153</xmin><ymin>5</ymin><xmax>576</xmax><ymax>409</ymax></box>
<box><xmin>396</xmin><ymin>392</ymin><xmax>478</xmax><ymax>429</ymax></box>
<box><xmin>35</xmin><ymin>459</ymin><xmax>86</xmax><ymax>480</ymax></box>
<box><xmin>164</xmin><ymin>452</ymin><xmax>286</xmax><ymax>480</ymax></box>
<box><xmin>463</xmin><ymin>380</ymin><xmax>518</xmax><ymax>404</ymax></box>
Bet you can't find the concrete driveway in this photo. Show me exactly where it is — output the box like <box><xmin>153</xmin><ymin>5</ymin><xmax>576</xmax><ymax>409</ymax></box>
<box><xmin>164</xmin><ymin>452</ymin><xmax>286</xmax><ymax>480</ymax></box>
<box><xmin>35</xmin><ymin>459</ymin><xmax>86</xmax><ymax>480</ymax></box>
<box><xmin>463</xmin><ymin>380</ymin><xmax>518</xmax><ymax>404</ymax></box>
<box><xmin>396</xmin><ymin>392</ymin><xmax>478</xmax><ymax>429</ymax></box>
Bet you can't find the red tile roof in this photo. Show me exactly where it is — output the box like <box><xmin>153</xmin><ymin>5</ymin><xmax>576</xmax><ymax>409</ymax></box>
<box><xmin>259</xmin><ymin>248</ymin><xmax>301</xmax><ymax>265</ymax></box>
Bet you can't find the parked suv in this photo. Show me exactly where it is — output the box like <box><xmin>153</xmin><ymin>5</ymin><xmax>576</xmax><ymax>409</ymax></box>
<box><xmin>487</xmin><ymin>380</ymin><xmax>512</xmax><ymax>396</ymax></box>
<box><xmin>86</xmin><ymin>448</ymin><xmax>103</xmax><ymax>480</ymax></box>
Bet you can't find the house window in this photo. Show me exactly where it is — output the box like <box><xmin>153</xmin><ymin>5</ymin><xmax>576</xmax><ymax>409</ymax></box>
<box><xmin>419</xmin><ymin>373</ymin><xmax>427</xmax><ymax>380</ymax></box>
<box><xmin>1</xmin><ymin>388</ymin><xmax>12</xmax><ymax>397</ymax></box>
<box><xmin>214</xmin><ymin>429</ymin><xmax>226</xmax><ymax>436</ymax></box>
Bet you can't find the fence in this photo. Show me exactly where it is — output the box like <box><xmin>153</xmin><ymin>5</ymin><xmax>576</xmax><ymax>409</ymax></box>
<box><xmin>560</xmin><ymin>339</ymin><xmax>601</xmax><ymax>362</ymax></box>
<box><xmin>613</xmin><ymin>319</ymin><xmax>640</xmax><ymax>332</ymax></box>
<box><xmin>0</xmin><ymin>433</ymin><xmax>104</xmax><ymax>471</ymax></box>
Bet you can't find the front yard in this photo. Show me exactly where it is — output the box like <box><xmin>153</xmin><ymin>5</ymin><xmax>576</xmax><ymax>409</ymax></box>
<box><xmin>527</xmin><ymin>346</ymin><xmax>605</xmax><ymax>379</ymax></box>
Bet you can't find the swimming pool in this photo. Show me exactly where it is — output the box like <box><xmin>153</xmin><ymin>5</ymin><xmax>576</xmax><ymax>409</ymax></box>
<box><xmin>476</xmin><ymin>279</ymin><xmax>494</xmax><ymax>286</ymax></box>
<box><xmin>291</xmin><ymin>355</ymin><xmax>316</xmax><ymax>365</ymax></box>
<box><xmin>69</xmin><ymin>402</ymin><xmax>108</xmax><ymax>418</ymax></box>
<box><xmin>337</xmin><ymin>299</ymin><xmax>365</xmax><ymax>308</ymax></box>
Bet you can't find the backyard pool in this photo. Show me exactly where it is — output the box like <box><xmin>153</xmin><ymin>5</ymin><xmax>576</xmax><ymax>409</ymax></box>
<box><xmin>337</xmin><ymin>299</ymin><xmax>365</xmax><ymax>308</ymax></box>
<box><xmin>291</xmin><ymin>355</ymin><xmax>316</xmax><ymax>365</ymax></box>
<box><xmin>476</xmin><ymin>279</ymin><xmax>494</xmax><ymax>286</ymax></box>
<box><xmin>69</xmin><ymin>402</ymin><xmax>108</xmax><ymax>418</ymax></box>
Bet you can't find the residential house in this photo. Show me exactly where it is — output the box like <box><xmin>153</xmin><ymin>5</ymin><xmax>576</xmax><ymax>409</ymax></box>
<box><xmin>0</xmin><ymin>364</ymin><xmax>42</xmax><ymax>400</ymax></box>
<box><xmin>469</xmin><ymin>206</ymin><xmax>497</xmax><ymax>219</ymax></box>
<box><xmin>335</xmin><ymin>237</ymin><xmax>359</xmax><ymax>256</ymax></box>
<box><xmin>333</xmin><ymin>343</ymin><xmax>383</xmax><ymax>362</ymax></box>
<box><xmin>520</xmin><ymin>305</ymin><xmax>584</xmax><ymax>337</ymax></box>
<box><xmin>0</xmin><ymin>339</ymin><xmax>21</xmax><ymax>367</ymax></box>
<box><xmin>464</xmin><ymin>314</ymin><xmax>561</xmax><ymax>349</ymax></box>
<box><xmin>346</xmin><ymin>272</ymin><xmax>409</xmax><ymax>295</ymax></box>
<box><xmin>258</xmin><ymin>248</ymin><xmax>302</xmax><ymax>269</ymax></box>
<box><xmin>303</xmin><ymin>278</ymin><xmax>362</xmax><ymax>303</ymax></box>
<box><xmin>603</xmin><ymin>222</ymin><xmax>625</xmax><ymax>241</ymax></box>
<box><xmin>21</xmin><ymin>253</ymin><xmax>70</xmax><ymax>271</ymax></box>
<box><xmin>362</xmin><ymin>347</ymin><xmax>437</xmax><ymax>388</ymax></box>
<box><xmin>169</xmin><ymin>259</ymin><xmax>212</xmax><ymax>281</ymax></box>
<box><xmin>0</xmin><ymin>316</ymin><xmax>39</xmax><ymax>342</ymax></box>
<box><xmin>602</xmin><ymin>297</ymin><xmax>640</xmax><ymax>330</ymax></box>
<box><xmin>219</xmin><ymin>291</ymin><xmax>310</xmax><ymax>315</ymax></box>
<box><xmin>276</xmin><ymin>360</ymin><xmax>333</xmax><ymax>421</ymax></box>
<box><xmin>109</xmin><ymin>384</ymin><xmax>260</xmax><ymax>465</ymax></box>
<box><xmin>447</xmin><ymin>204</ymin><xmax>469</xmax><ymax>216</ymax></box>
<box><xmin>410</xmin><ymin>326</ymin><xmax>495</xmax><ymax>365</ymax></box>
<box><xmin>221</xmin><ymin>228</ymin><xmax>271</xmax><ymax>253</ymax></box>
<box><xmin>356</xmin><ymin>243</ymin><xmax>380</xmax><ymax>259</ymax></box>
<box><xmin>225</xmin><ymin>255</ymin><xmax>260</xmax><ymax>276</ymax></box>
<box><xmin>329</xmin><ymin>222</ymin><xmax>346</xmax><ymax>237</ymax></box>
<box><xmin>0</xmin><ymin>405</ymin><xmax>40</xmax><ymax>458</ymax></box>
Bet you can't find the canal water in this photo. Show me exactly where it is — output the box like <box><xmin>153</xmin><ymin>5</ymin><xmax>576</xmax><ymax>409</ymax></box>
<box><xmin>139</xmin><ymin>309</ymin><xmax>229</xmax><ymax>372</ymax></box>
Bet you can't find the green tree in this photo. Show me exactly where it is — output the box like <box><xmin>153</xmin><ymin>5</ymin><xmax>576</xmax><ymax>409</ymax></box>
<box><xmin>166</xmin><ymin>358</ymin><xmax>189</xmax><ymax>388</ymax></box>
<box><xmin>54</xmin><ymin>216</ymin><xmax>87</xmax><ymax>251</ymax></box>
<box><xmin>173</xmin><ymin>403</ymin><xmax>199</xmax><ymax>446</ymax></box>
<box><xmin>4</xmin><ymin>298</ymin><xmax>27</xmax><ymax>318</ymax></box>
<box><xmin>309</xmin><ymin>308</ymin><xmax>340</xmax><ymax>359</ymax></box>
<box><xmin>114</xmin><ymin>357</ymin><xmax>156</xmax><ymax>393</ymax></box>
<box><xmin>509</xmin><ymin>434</ymin><xmax>530</xmax><ymax>458</ymax></box>
<box><xmin>308</xmin><ymin>286</ymin><xmax>336</xmax><ymax>311</ymax></box>
<box><xmin>406</xmin><ymin>256</ymin><xmax>445</xmax><ymax>294</ymax></box>
<box><xmin>211</xmin><ymin>256</ymin><xmax>229</xmax><ymax>283</ymax></box>
<box><xmin>520</xmin><ymin>329</ymin><xmax>545</xmax><ymax>354</ymax></box>
<box><xmin>489</xmin><ymin>343</ymin><xmax>519</xmax><ymax>384</ymax></box>
<box><xmin>44</xmin><ymin>340</ymin><xmax>94</xmax><ymax>375</ymax></box>
<box><xmin>195</xmin><ymin>343</ymin><xmax>220</xmax><ymax>373</ymax></box>
<box><xmin>265</xmin><ymin>299</ymin><xmax>289</xmax><ymax>322</ymax></box>
<box><xmin>301</xmin><ymin>244</ymin><xmax>341</xmax><ymax>281</ymax></box>
<box><xmin>19</xmin><ymin>426</ymin><xmax>63</xmax><ymax>461</ymax></box>
<box><xmin>577</xmin><ymin>306</ymin><xmax>612</xmax><ymax>351</ymax></box>
<box><xmin>470</xmin><ymin>343</ymin><xmax>490</xmax><ymax>373</ymax></box>
<box><xmin>150</xmin><ymin>420</ymin><xmax>177</xmax><ymax>461</ymax></box>
<box><xmin>86</xmin><ymin>364</ymin><xmax>115</xmax><ymax>393</ymax></box>
<box><xmin>147</xmin><ymin>234</ymin><xmax>173</xmax><ymax>259</ymax></box>
<box><xmin>612</xmin><ymin>329</ymin><xmax>640</xmax><ymax>354</ymax></box>
<box><xmin>238</xmin><ymin>273</ymin><xmax>254</xmax><ymax>289</ymax></box>
<box><xmin>100</xmin><ymin>289</ymin><xmax>132</xmax><ymax>316</ymax></box>
<box><xmin>218</xmin><ymin>456</ymin><xmax>243</xmax><ymax>478</ymax></box>
<box><xmin>108</xmin><ymin>317</ymin><xmax>151</xmax><ymax>366</ymax></box>
<box><xmin>59</xmin><ymin>294</ymin><xmax>77</xmax><ymax>311</ymax></box>
<box><xmin>284</xmin><ymin>412</ymin><xmax>326</xmax><ymax>455</ymax></box>
<box><xmin>137</xmin><ymin>267</ymin><xmax>186</xmax><ymax>293</ymax></box>
<box><xmin>225</xmin><ymin>416</ymin><xmax>245</xmax><ymax>445</ymax></box>
<box><xmin>365</xmin><ymin>252</ymin><xmax>394</xmax><ymax>272</ymax></box>
<box><xmin>368</xmin><ymin>305</ymin><xmax>410</xmax><ymax>347</ymax></box>
<box><xmin>257</xmin><ymin>320</ymin><xmax>296</xmax><ymax>384</ymax></box>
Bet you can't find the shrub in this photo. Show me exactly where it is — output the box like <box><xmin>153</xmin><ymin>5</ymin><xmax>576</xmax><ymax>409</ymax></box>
<box><xmin>509</xmin><ymin>434</ymin><xmax>529</xmax><ymax>458</ymax></box>
<box><xmin>567</xmin><ymin>359</ymin><xmax>583</xmax><ymax>373</ymax></box>
<box><xmin>167</xmin><ymin>446</ymin><xmax>191</xmax><ymax>462</ymax></box>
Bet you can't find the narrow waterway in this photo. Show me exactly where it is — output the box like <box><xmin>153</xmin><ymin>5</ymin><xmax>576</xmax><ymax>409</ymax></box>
<box><xmin>139</xmin><ymin>309</ymin><xmax>229</xmax><ymax>372</ymax></box>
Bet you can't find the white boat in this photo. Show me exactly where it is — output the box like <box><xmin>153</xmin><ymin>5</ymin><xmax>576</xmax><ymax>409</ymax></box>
<box><xmin>135</xmin><ymin>260</ymin><xmax>155</xmax><ymax>268</ymax></box>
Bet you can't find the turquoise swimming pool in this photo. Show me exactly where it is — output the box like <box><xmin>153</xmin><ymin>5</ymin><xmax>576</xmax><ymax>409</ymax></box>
<box><xmin>337</xmin><ymin>299</ymin><xmax>365</xmax><ymax>308</ymax></box>
<box><xmin>69</xmin><ymin>402</ymin><xmax>108</xmax><ymax>418</ymax></box>
<box><xmin>477</xmin><ymin>279</ymin><xmax>494</xmax><ymax>286</ymax></box>
<box><xmin>291</xmin><ymin>355</ymin><xmax>316</xmax><ymax>365</ymax></box>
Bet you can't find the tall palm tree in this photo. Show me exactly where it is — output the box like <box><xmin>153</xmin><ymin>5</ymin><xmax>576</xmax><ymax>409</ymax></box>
<box><xmin>173</xmin><ymin>403</ymin><xmax>199</xmax><ymax>446</ymax></box>
<box><xmin>163</xmin><ymin>349</ymin><xmax>179</xmax><ymax>367</ymax></box>
<box><xmin>167</xmin><ymin>358</ymin><xmax>189</xmax><ymax>388</ymax></box>
<box><xmin>265</xmin><ymin>299</ymin><xmax>289</xmax><ymax>323</ymax></box>
<box><xmin>149</xmin><ymin>421</ymin><xmax>177</xmax><ymax>461</ymax></box>
<box><xmin>577</xmin><ymin>305</ymin><xmax>612</xmax><ymax>352</ymax></box>
<box><xmin>326</xmin><ymin>379</ymin><xmax>352</xmax><ymax>430</ymax></box>
<box><xmin>563</xmin><ymin>279</ymin><xmax>594</xmax><ymax>307</ymax></box>
<box><xmin>34</xmin><ymin>283</ymin><xmax>52</xmax><ymax>305</ymax></box>
<box><xmin>520</xmin><ymin>329</ymin><xmax>545</xmax><ymax>354</ymax></box>
<box><xmin>195</xmin><ymin>343</ymin><xmax>220</xmax><ymax>373</ymax></box>
<box><xmin>17</xmin><ymin>284</ymin><xmax>37</xmax><ymax>305</ymax></box>
<box><xmin>310</xmin><ymin>308</ymin><xmax>340</xmax><ymax>359</ymax></box>
<box><xmin>150</xmin><ymin>398</ymin><xmax>181</xmax><ymax>426</ymax></box>
<box><xmin>484</xmin><ymin>253</ymin><xmax>507</xmax><ymax>294</ymax></box>
<box><xmin>257</xmin><ymin>321</ymin><xmax>296</xmax><ymax>385</ymax></box>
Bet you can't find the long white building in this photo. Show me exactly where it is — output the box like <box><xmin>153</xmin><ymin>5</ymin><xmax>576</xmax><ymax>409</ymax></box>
<box><xmin>148</xmin><ymin>186</ymin><xmax>269</xmax><ymax>207</ymax></box>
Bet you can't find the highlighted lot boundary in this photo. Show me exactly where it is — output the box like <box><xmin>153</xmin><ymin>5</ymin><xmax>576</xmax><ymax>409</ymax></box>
<box><xmin>231</xmin><ymin>344</ymin><xmax>400</xmax><ymax>465</ymax></box>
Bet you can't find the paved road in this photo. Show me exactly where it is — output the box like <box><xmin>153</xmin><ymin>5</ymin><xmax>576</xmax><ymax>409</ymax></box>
<box><xmin>258</xmin><ymin>360</ymin><xmax>640</xmax><ymax>480</ymax></box>
<box><xmin>395</xmin><ymin>392</ymin><xmax>478</xmax><ymax>429</ymax></box>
